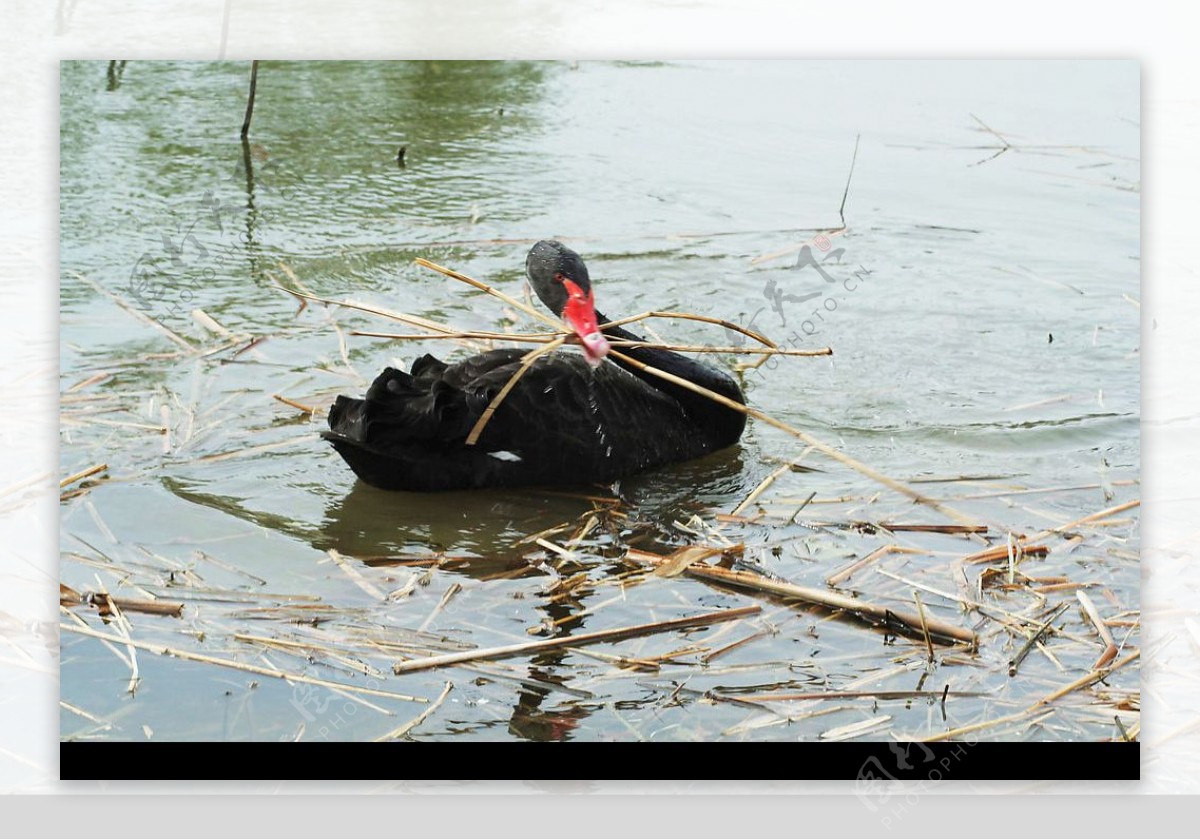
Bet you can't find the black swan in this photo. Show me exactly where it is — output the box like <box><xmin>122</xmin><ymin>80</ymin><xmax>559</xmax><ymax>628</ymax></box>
<box><xmin>322</xmin><ymin>240</ymin><xmax>746</xmax><ymax>490</ymax></box>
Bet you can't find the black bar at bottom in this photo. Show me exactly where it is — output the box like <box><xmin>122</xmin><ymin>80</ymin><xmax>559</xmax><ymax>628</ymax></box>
<box><xmin>61</xmin><ymin>740</ymin><xmax>1138</xmax><ymax>781</ymax></box>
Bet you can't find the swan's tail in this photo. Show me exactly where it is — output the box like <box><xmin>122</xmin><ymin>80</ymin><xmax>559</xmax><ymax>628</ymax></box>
<box><xmin>321</xmin><ymin>360</ymin><xmax>497</xmax><ymax>491</ymax></box>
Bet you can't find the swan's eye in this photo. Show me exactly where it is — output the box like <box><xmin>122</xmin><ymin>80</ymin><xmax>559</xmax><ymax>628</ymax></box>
<box><xmin>552</xmin><ymin>273</ymin><xmax>566</xmax><ymax>285</ymax></box>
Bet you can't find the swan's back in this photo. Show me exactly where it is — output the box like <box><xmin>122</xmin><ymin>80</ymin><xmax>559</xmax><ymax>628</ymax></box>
<box><xmin>324</xmin><ymin>349</ymin><xmax>727</xmax><ymax>491</ymax></box>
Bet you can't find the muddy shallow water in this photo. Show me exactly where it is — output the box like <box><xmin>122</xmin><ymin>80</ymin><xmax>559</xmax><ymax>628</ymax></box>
<box><xmin>60</xmin><ymin>60</ymin><xmax>1139</xmax><ymax>744</ymax></box>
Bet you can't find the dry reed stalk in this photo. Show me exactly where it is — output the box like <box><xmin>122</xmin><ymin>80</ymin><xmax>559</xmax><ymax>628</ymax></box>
<box><xmin>537</xmin><ymin>592</ymin><xmax>631</xmax><ymax>633</ymax></box>
<box><xmin>732</xmin><ymin>460</ymin><xmax>805</xmax><ymax>516</ymax></box>
<box><xmin>1030</xmin><ymin>582</ymin><xmax>1094</xmax><ymax>594</ymax></box>
<box><xmin>64</xmin><ymin>622</ymin><xmax>428</xmax><ymax>703</ymax></box>
<box><xmin>1076</xmin><ymin>591</ymin><xmax>1116</xmax><ymax>648</ymax></box>
<box><xmin>1030</xmin><ymin>649</ymin><xmax>1140</xmax><ymax>708</ymax></box>
<box><xmin>871</xmin><ymin>568</ymin><xmax>1042</xmax><ymax>630</ymax></box>
<box><xmin>953</xmin><ymin>479</ymin><xmax>1138</xmax><ymax>501</ymax></box>
<box><xmin>233</xmin><ymin>633</ymin><xmax>386</xmax><ymax>679</ymax></box>
<box><xmin>613</xmin><ymin>340</ymin><xmax>830</xmax><ymax>357</ymax></box>
<box><xmin>59</xmin><ymin>463</ymin><xmax>107</xmax><ymax>489</ymax></box>
<box><xmin>272</xmin><ymin>394</ymin><xmax>317</xmax><ymax>414</ymax></box>
<box><xmin>607</xmin><ymin>348</ymin><xmax>980</xmax><ymax>527</ymax></box>
<box><xmin>699</xmin><ymin>629</ymin><xmax>774</xmax><ymax>663</ymax></box>
<box><xmin>534</xmin><ymin>537</ymin><xmax>574</xmax><ymax>558</ymax></box>
<box><xmin>653</xmin><ymin>544</ymin><xmax>733</xmax><ymax>578</ymax></box>
<box><xmin>962</xmin><ymin>544</ymin><xmax>1050</xmax><ymax>565</ymax></box>
<box><xmin>719</xmin><ymin>688</ymin><xmax>987</xmax><ymax>703</ymax></box>
<box><xmin>326</xmin><ymin>549</ymin><xmax>388</xmax><ymax>601</ymax></box>
<box><xmin>74</xmin><ymin>272</ymin><xmax>195</xmax><ymax>350</ymax></box>
<box><xmin>415</xmin><ymin>257</ymin><xmax>552</xmax><ymax>324</ymax></box>
<box><xmin>465</xmin><ymin>337</ymin><xmax>567</xmax><ymax>445</ymax></box>
<box><xmin>1092</xmin><ymin>644</ymin><xmax>1120</xmax><ymax>670</ymax></box>
<box><xmin>351</xmin><ymin>328</ymin><xmax>559</xmax><ymax>342</ymax></box>
<box><xmin>352</xmin><ymin>328</ymin><xmax>831</xmax><ymax>358</ymax></box>
<box><xmin>917</xmin><ymin>710</ymin><xmax>1034</xmax><ymax>742</ymax></box>
<box><xmin>195</xmin><ymin>433</ymin><xmax>318</xmax><ymax>463</ymax></box>
<box><xmin>1027</xmin><ymin>499</ymin><xmax>1141</xmax><ymax>543</ymax></box>
<box><xmin>600</xmin><ymin>309</ymin><xmax>777</xmax><ymax>348</ymax></box>
<box><xmin>66</xmin><ymin>371</ymin><xmax>113</xmax><ymax>392</ymax></box>
<box><xmin>913</xmin><ymin>591</ymin><xmax>935</xmax><ymax>662</ymax></box>
<box><xmin>391</xmin><ymin>605</ymin><xmax>760</xmax><ymax>674</ymax></box>
<box><xmin>564</xmin><ymin>647</ymin><xmax>662</xmax><ymax>671</ymax></box>
<box><xmin>191</xmin><ymin>309</ymin><xmax>234</xmax><ymax>337</ymax></box>
<box><xmin>417</xmin><ymin>259</ymin><xmax>797</xmax><ymax>374</ymax></box>
<box><xmin>821</xmin><ymin>715</ymin><xmax>892</xmax><ymax>741</ymax></box>
<box><xmin>566</xmin><ymin>515</ymin><xmax>600</xmax><ymax>549</ymax></box>
<box><xmin>273</xmin><ymin>286</ymin><xmax>464</xmax><ymax>336</ymax></box>
<box><xmin>877</xmin><ymin>523</ymin><xmax>988</xmax><ymax>534</ymax></box>
<box><xmin>373</xmin><ymin>681</ymin><xmax>454</xmax><ymax>741</ymax></box>
<box><xmin>59</xmin><ymin>584</ymin><xmax>183</xmax><ymax>618</ymax></box>
<box><xmin>627</xmin><ymin>550</ymin><xmax>975</xmax><ymax>645</ymax></box>
<box><xmin>1007</xmin><ymin>602</ymin><xmax>1070</xmax><ymax>677</ymax></box>
<box><xmin>418</xmin><ymin>583</ymin><xmax>464</xmax><ymax>635</ymax></box>
<box><xmin>826</xmin><ymin>545</ymin><xmax>927</xmax><ymax>587</ymax></box>
<box><xmin>60</xmin><ymin>700</ymin><xmax>109</xmax><ymax>725</ymax></box>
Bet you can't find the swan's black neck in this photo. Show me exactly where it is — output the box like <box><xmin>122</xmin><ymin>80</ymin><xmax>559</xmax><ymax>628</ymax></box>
<box><xmin>596</xmin><ymin>313</ymin><xmax>747</xmax><ymax>446</ymax></box>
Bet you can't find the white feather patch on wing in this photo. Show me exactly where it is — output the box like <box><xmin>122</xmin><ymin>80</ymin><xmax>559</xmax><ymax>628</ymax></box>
<box><xmin>487</xmin><ymin>450</ymin><xmax>523</xmax><ymax>462</ymax></box>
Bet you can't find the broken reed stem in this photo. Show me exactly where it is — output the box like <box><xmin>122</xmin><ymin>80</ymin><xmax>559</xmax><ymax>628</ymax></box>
<box><xmin>913</xmin><ymin>591</ymin><xmax>935</xmax><ymax>662</ymax></box>
<box><xmin>271</xmin><ymin>285</ymin><xmax>464</xmax><ymax>336</ymax></box>
<box><xmin>962</xmin><ymin>544</ymin><xmax>1049</xmax><ymax>565</ymax></box>
<box><xmin>616</xmin><ymin>340</ymin><xmax>830</xmax><ymax>357</ymax></box>
<box><xmin>352</xmin><ymin>329</ymin><xmax>831</xmax><ymax>358</ymax></box>
<box><xmin>1028</xmin><ymin>498</ymin><xmax>1141</xmax><ymax>543</ymax></box>
<box><xmin>826</xmin><ymin>545</ymin><xmax>926</xmax><ymax>587</ymax></box>
<box><xmin>1077</xmin><ymin>590</ymin><xmax>1119</xmax><ymax>669</ymax></box>
<box><xmin>60</xmin><ymin>463</ymin><xmax>107</xmax><ymax>489</ymax></box>
<box><xmin>351</xmin><ymin>329</ymin><xmax>564</xmax><ymax>342</ymax></box>
<box><xmin>415</xmin><ymin>261</ymin><xmax>789</xmax><ymax>364</ymax></box>
<box><xmin>61</xmin><ymin>622</ymin><xmax>428</xmax><ymax>703</ymax></box>
<box><xmin>392</xmin><ymin>605</ymin><xmax>761</xmax><ymax>674</ymax></box>
<box><xmin>607</xmin><ymin>348</ymin><xmax>980</xmax><ymax>526</ymax></box>
<box><xmin>626</xmin><ymin>551</ymin><xmax>975</xmax><ymax>645</ymax></box>
<box><xmin>600</xmin><ymin>310</ymin><xmax>778</xmax><ymax>351</ymax></box>
<box><xmin>60</xmin><ymin>584</ymin><xmax>183</xmax><ymax>618</ymax></box>
<box><xmin>918</xmin><ymin>710</ymin><xmax>1033</xmax><ymax>743</ymax></box>
<box><xmin>373</xmin><ymin>681</ymin><xmax>453</xmax><ymax>741</ymax></box>
<box><xmin>731</xmin><ymin>460</ymin><xmax>803</xmax><ymax>516</ymax></box>
<box><xmin>465</xmin><ymin>337</ymin><xmax>567</xmax><ymax>445</ymax></box>
<box><xmin>1007</xmin><ymin>602</ymin><xmax>1070</xmax><ymax>677</ymax></box>
<box><xmin>327</xmin><ymin>549</ymin><xmax>387</xmax><ymax>600</ymax></box>
<box><xmin>74</xmin><ymin>272</ymin><xmax>195</xmax><ymax>350</ymax></box>
<box><xmin>717</xmin><ymin>688</ymin><xmax>987</xmax><ymax>703</ymax></box>
<box><xmin>1030</xmin><ymin>649</ymin><xmax>1140</xmax><ymax>708</ymax></box>
<box><xmin>415</xmin><ymin>257</ymin><xmax>553</xmax><ymax>326</ymax></box>
<box><xmin>272</xmin><ymin>394</ymin><xmax>317</xmax><ymax>414</ymax></box>
<box><xmin>1077</xmin><ymin>590</ymin><xmax>1116</xmax><ymax>648</ymax></box>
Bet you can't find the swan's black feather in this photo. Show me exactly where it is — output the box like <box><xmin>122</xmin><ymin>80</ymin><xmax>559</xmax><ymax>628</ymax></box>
<box><xmin>323</xmin><ymin>242</ymin><xmax>747</xmax><ymax>491</ymax></box>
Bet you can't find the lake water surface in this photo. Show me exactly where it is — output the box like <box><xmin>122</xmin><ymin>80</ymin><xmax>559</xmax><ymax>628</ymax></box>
<box><xmin>60</xmin><ymin>60</ymin><xmax>1139</xmax><ymax>745</ymax></box>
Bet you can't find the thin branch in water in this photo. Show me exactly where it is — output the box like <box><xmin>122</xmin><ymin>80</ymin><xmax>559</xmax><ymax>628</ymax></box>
<box><xmin>838</xmin><ymin>133</ymin><xmax>860</xmax><ymax>229</ymax></box>
<box><xmin>240</xmin><ymin>60</ymin><xmax>259</xmax><ymax>139</ymax></box>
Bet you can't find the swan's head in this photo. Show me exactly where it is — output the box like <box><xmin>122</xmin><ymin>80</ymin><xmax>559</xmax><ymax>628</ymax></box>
<box><xmin>526</xmin><ymin>240</ymin><xmax>611</xmax><ymax>367</ymax></box>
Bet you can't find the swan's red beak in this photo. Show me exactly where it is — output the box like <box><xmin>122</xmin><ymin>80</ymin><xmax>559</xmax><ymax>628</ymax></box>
<box><xmin>561</xmin><ymin>279</ymin><xmax>610</xmax><ymax>368</ymax></box>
